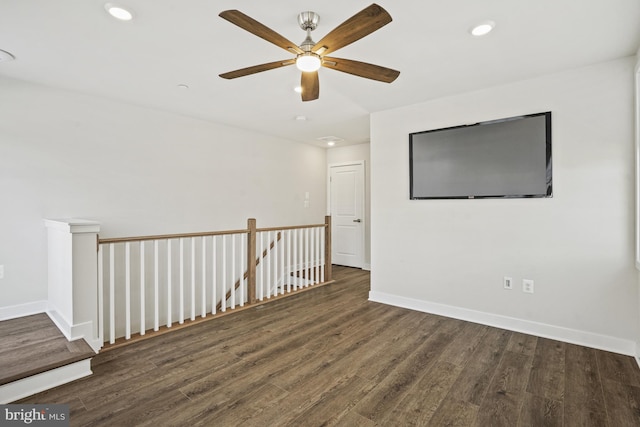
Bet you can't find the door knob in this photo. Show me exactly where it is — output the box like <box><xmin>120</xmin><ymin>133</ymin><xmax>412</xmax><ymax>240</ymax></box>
<box><xmin>353</xmin><ymin>219</ymin><xmax>362</xmax><ymax>223</ymax></box>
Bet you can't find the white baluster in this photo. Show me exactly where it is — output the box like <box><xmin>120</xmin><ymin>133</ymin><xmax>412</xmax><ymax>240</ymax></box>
<box><xmin>271</xmin><ymin>230</ymin><xmax>280</xmax><ymax>296</ymax></box>
<box><xmin>273</xmin><ymin>231</ymin><xmax>277</xmax><ymax>296</ymax></box>
<box><xmin>221</xmin><ymin>235</ymin><xmax>226</xmax><ymax>312</ymax></box>
<box><xmin>295</xmin><ymin>229</ymin><xmax>304</xmax><ymax>290</ymax></box>
<box><xmin>179</xmin><ymin>238</ymin><xmax>184</xmax><ymax>324</ymax></box>
<box><xmin>266</xmin><ymin>231</ymin><xmax>272</xmax><ymax>298</ymax></box>
<box><xmin>286</xmin><ymin>230</ymin><xmax>291</xmax><ymax>293</ymax></box>
<box><xmin>293</xmin><ymin>229</ymin><xmax>298</xmax><ymax>290</ymax></box>
<box><xmin>240</xmin><ymin>234</ymin><xmax>245</xmax><ymax>306</ymax></box>
<box><xmin>280</xmin><ymin>231</ymin><xmax>284</xmax><ymax>295</ymax></box>
<box><xmin>201</xmin><ymin>236</ymin><xmax>206</xmax><ymax>318</ymax></box>
<box><xmin>167</xmin><ymin>239</ymin><xmax>172</xmax><ymax>328</ymax></box>
<box><xmin>273</xmin><ymin>231</ymin><xmax>278</xmax><ymax>296</ymax></box>
<box><xmin>315</xmin><ymin>227</ymin><xmax>320</xmax><ymax>284</ymax></box>
<box><xmin>109</xmin><ymin>243</ymin><xmax>115</xmax><ymax>344</ymax></box>
<box><xmin>212</xmin><ymin>235</ymin><xmax>217</xmax><ymax>315</ymax></box>
<box><xmin>300</xmin><ymin>228</ymin><xmax>305</xmax><ymax>289</ymax></box>
<box><xmin>299</xmin><ymin>228</ymin><xmax>303</xmax><ymax>288</ymax></box>
<box><xmin>231</xmin><ymin>234</ymin><xmax>236</xmax><ymax>309</ymax></box>
<box><xmin>98</xmin><ymin>245</ymin><xmax>104</xmax><ymax>344</ymax></box>
<box><xmin>320</xmin><ymin>227</ymin><xmax>325</xmax><ymax>283</ymax></box>
<box><xmin>191</xmin><ymin>237</ymin><xmax>196</xmax><ymax>321</ymax></box>
<box><xmin>305</xmin><ymin>227</ymin><xmax>310</xmax><ymax>288</ymax></box>
<box><xmin>140</xmin><ymin>241</ymin><xmax>145</xmax><ymax>336</ymax></box>
<box><xmin>259</xmin><ymin>232</ymin><xmax>264</xmax><ymax>300</ymax></box>
<box><xmin>309</xmin><ymin>228</ymin><xmax>316</xmax><ymax>285</ymax></box>
<box><xmin>125</xmin><ymin>242</ymin><xmax>131</xmax><ymax>340</ymax></box>
<box><xmin>154</xmin><ymin>240</ymin><xmax>159</xmax><ymax>331</ymax></box>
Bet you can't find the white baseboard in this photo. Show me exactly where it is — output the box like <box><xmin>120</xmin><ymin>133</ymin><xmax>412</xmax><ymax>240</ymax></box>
<box><xmin>46</xmin><ymin>309</ymin><xmax>72</xmax><ymax>340</ymax></box>
<box><xmin>0</xmin><ymin>301</ymin><xmax>48</xmax><ymax>321</ymax></box>
<box><xmin>369</xmin><ymin>291</ymin><xmax>636</xmax><ymax>357</ymax></box>
<box><xmin>46</xmin><ymin>310</ymin><xmax>100</xmax><ymax>353</ymax></box>
<box><xmin>363</xmin><ymin>263</ymin><xmax>371</xmax><ymax>271</ymax></box>
<box><xmin>0</xmin><ymin>359</ymin><xmax>92</xmax><ymax>404</ymax></box>
<box><xmin>84</xmin><ymin>337</ymin><xmax>103</xmax><ymax>354</ymax></box>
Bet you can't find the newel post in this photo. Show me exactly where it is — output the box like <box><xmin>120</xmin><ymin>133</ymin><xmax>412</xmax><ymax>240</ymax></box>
<box><xmin>247</xmin><ymin>218</ymin><xmax>257</xmax><ymax>304</ymax></box>
<box><xmin>324</xmin><ymin>215</ymin><xmax>332</xmax><ymax>282</ymax></box>
<box><xmin>44</xmin><ymin>219</ymin><xmax>102</xmax><ymax>353</ymax></box>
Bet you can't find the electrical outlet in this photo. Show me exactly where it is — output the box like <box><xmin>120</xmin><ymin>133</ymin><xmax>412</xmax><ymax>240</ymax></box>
<box><xmin>503</xmin><ymin>276</ymin><xmax>513</xmax><ymax>290</ymax></box>
<box><xmin>523</xmin><ymin>279</ymin><xmax>534</xmax><ymax>294</ymax></box>
<box><xmin>0</xmin><ymin>265</ymin><xmax>4</xmax><ymax>280</ymax></box>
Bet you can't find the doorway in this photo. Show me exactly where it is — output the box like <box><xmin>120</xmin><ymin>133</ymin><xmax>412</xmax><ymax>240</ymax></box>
<box><xmin>328</xmin><ymin>161</ymin><xmax>365</xmax><ymax>268</ymax></box>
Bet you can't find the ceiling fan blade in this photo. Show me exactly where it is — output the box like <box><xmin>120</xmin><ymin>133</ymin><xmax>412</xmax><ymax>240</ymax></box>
<box><xmin>311</xmin><ymin>4</ymin><xmax>392</xmax><ymax>56</ymax></box>
<box><xmin>322</xmin><ymin>57</ymin><xmax>399</xmax><ymax>83</ymax></box>
<box><xmin>219</xmin><ymin>59</ymin><xmax>295</xmax><ymax>79</ymax></box>
<box><xmin>301</xmin><ymin>71</ymin><xmax>319</xmax><ymax>102</ymax></box>
<box><xmin>220</xmin><ymin>10</ymin><xmax>304</xmax><ymax>55</ymax></box>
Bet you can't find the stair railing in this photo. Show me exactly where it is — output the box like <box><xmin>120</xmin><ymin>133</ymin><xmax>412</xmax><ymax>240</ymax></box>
<box><xmin>97</xmin><ymin>217</ymin><xmax>332</xmax><ymax>347</ymax></box>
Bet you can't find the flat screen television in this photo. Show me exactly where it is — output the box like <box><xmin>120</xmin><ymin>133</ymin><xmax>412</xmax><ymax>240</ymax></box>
<box><xmin>409</xmin><ymin>111</ymin><xmax>552</xmax><ymax>199</ymax></box>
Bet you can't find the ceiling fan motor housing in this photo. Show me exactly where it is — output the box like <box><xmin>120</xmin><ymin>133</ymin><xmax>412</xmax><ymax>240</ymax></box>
<box><xmin>298</xmin><ymin>11</ymin><xmax>319</xmax><ymax>31</ymax></box>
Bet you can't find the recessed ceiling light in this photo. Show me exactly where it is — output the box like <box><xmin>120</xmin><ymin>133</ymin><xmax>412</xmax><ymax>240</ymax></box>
<box><xmin>294</xmin><ymin>86</ymin><xmax>303</xmax><ymax>93</ymax></box>
<box><xmin>177</xmin><ymin>84</ymin><xmax>189</xmax><ymax>89</ymax></box>
<box><xmin>317</xmin><ymin>136</ymin><xmax>344</xmax><ymax>145</ymax></box>
<box><xmin>295</xmin><ymin>115</ymin><xmax>307</xmax><ymax>121</ymax></box>
<box><xmin>470</xmin><ymin>21</ymin><xmax>495</xmax><ymax>37</ymax></box>
<box><xmin>105</xmin><ymin>3</ymin><xmax>133</xmax><ymax>21</ymax></box>
<box><xmin>0</xmin><ymin>49</ymin><xmax>15</xmax><ymax>62</ymax></box>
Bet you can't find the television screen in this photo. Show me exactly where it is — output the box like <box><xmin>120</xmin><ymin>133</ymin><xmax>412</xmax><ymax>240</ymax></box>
<box><xmin>409</xmin><ymin>112</ymin><xmax>552</xmax><ymax>199</ymax></box>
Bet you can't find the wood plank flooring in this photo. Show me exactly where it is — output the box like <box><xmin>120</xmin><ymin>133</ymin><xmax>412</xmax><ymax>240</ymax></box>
<box><xmin>16</xmin><ymin>267</ymin><xmax>640</xmax><ymax>426</ymax></box>
<box><xmin>0</xmin><ymin>313</ymin><xmax>94</xmax><ymax>385</ymax></box>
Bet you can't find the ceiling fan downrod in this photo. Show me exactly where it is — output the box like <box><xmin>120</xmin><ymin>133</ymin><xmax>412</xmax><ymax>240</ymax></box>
<box><xmin>297</xmin><ymin>11</ymin><xmax>319</xmax><ymax>52</ymax></box>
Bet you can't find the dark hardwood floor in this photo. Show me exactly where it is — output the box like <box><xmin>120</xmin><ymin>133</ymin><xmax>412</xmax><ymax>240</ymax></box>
<box><xmin>17</xmin><ymin>266</ymin><xmax>640</xmax><ymax>426</ymax></box>
<box><xmin>0</xmin><ymin>313</ymin><xmax>93</xmax><ymax>386</ymax></box>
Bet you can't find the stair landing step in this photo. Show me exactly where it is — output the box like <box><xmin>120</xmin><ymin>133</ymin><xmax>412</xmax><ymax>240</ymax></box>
<box><xmin>0</xmin><ymin>313</ymin><xmax>94</xmax><ymax>386</ymax></box>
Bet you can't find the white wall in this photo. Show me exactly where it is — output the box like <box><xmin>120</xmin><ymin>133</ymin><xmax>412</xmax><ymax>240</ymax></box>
<box><xmin>0</xmin><ymin>76</ymin><xmax>326</xmax><ymax>310</ymax></box>
<box><xmin>326</xmin><ymin>143</ymin><xmax>371</xmax><ymax>268</ymax></box>
<box><xmin>370</xmin><ymin>57</ymin><xmax>638</xmax><ymax>354</ymax></box>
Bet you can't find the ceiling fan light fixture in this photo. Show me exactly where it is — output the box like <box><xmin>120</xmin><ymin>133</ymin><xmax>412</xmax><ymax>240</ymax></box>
<box><xmin>296</xmin><ymin>53</ymin><xmax>321</xmax><ymax>72</ymax></box>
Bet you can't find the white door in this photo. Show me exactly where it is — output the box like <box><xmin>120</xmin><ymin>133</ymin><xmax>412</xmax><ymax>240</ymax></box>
<box><xmin>329</xmin><ymin>162</ymin><xmax>364</xmax><ymax>268</ymax></box>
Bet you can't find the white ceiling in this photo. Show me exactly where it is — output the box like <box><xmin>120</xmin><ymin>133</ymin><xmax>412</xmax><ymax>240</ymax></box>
<box><xmin>1</xmin><ymin>1</ymin><xmax>638</xmax><ymax>148</ymax></box>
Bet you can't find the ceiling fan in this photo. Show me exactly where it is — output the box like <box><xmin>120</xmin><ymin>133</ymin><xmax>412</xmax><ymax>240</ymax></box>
<box><xmin>218</xmin><ymin>3</ymin><xmax>400</xmax><ymax>102</ymax></box>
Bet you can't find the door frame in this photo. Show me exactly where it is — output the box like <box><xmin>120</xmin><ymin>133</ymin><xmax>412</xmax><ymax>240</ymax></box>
<box><xmin>327</xmin><ymin>160</ymin><xmax>366</xmax><ymax>269</ymax></box>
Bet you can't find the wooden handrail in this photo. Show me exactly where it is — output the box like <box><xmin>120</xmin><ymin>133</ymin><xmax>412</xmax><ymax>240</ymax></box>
<box><xmin>99</xmin><ymin>228</ymin><xmax>249</xmax><ymax>244</ymax></box>
<box><xmin>256</xmin><ymin>223</ymin><xmax>327</xmax><ymax>233</ymax></box>
<box><xmin>98</xmin><ymin>223</ymin><xmax>327</xmax><ymax>245</ymax></box>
